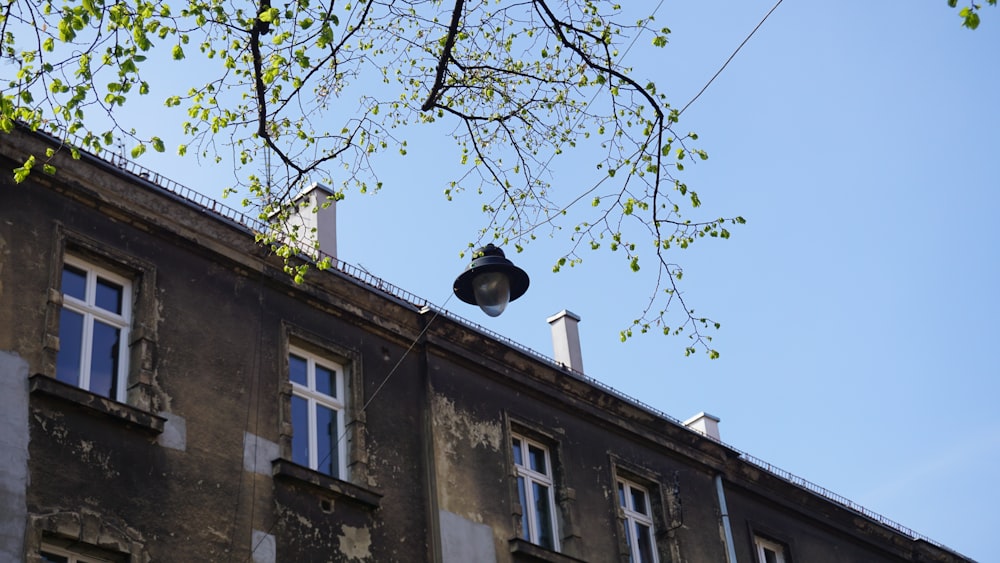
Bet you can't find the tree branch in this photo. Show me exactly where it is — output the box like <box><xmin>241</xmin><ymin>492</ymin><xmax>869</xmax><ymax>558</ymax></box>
<box><xmin>422</xmin><ymin>0</ymin><xmax>466</xmax><ymax>111</ymax></box>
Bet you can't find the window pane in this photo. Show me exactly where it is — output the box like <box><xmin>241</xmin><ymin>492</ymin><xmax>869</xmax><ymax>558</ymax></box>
<box><xmin>517</xmin><ymin>476</ymin><xmax>529</xmax><ymax>540</ymax></box>
<box><xmin>315</xmin><ymin>364</ymin><xmax>336</xmax><ymax>397</ymax></box>
<box><xmin>289</xmin><ymin>354</ymin><xmax>307</xmax><ymax>386</ymax></box>
<box><xmin>56</xmin><ymin>309</ymin><xmax>84</xmax><ymax>387</ymax></box>
<box><xmin>763</xmin><ymin>547</ymin><xmax>778</xmax><ymax>563</ymax></box>
<box><xmin>631</xmin><ymin>487</ymin><xmax>648</xmax><ymax>515</ymax></box>
<box><xmin>62</xmin><ymin>264</ymin><xmax>87</xmax><ymax>300</ymax></box>
<box><xmin>635</xmin><ymin>522</ymin><xmax>655</xmax><ymax>563</ymax></box>
<box><xmin>528</xmin><ymin>444</ymin><xmax>547</xmax><ymax>474</ymax></box>
<box><xmin>316</xmin><ymin>404</ymin><xmax>338</xmax><ymax>477</ymax></box>
<box><xmin>40</xmin><ymin>552</ymin><xmax>69</xmax><ymax>563</ymax></box>
<box><xmin>90</xmin><ymin>320</ymin><xmax>121</xmax><ymax>398</ymax></box>
<box><xmin>512</xmin><ymin>438</ymin><xmax>523</xmax><ymax>466</ymax></box>
<box><xmin>618</xmin><ymin>481</ymin><xmax>627</xmax><ymax>508</ymax></box>
<box><xmin>291</xmin><ymin>395</ymin><xmax>309</xmax><ymax>468</ymax></box>
<box><xmin>533</xmin><ymin>482</ymin><xmax>554</xmax><ymax>550</ymax></box>
<box><xmin>95</xmin><ymin>277</ymin><xmax>124</xmax><ymax>314</ymax></box>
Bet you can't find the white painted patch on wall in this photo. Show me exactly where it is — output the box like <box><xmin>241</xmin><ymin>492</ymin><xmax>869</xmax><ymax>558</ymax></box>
<box><xmin>251</xmin><ymin>529</ymin><xmax>276</xmax><ymax>563</ymax></box>
<box><xmin>0</xmin><ymin>351</ymin><xmax>29</xmax><ymax>561</ymax></box>
<box><xmin>439</xmin><ymin>510</ymin><xmax>497</xmax><ymax>563</ymax></box>
<box><xmin>243</xmin><ymin>431</ymin><xmax>279</xmax><ymax>475</ymax></box>
<box><xmin>157</xmin><ymin>412</ymin><xmax>187</xmax><ymax>451</ymax></box>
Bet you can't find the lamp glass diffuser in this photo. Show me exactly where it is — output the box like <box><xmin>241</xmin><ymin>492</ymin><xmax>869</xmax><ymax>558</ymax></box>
<box><xmin>453</xmin><ymin>243</ymin><xmax>529</xmax><ymax>317</ymax></box>
<box><xmin>472</xmin><ymin>271</ymin><xmax>511</xmax><ymax>317</ymax></box>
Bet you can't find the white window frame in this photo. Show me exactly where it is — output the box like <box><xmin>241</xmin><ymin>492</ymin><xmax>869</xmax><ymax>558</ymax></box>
<box><xmin>289</xmin><ymin>346</ymin><xmax>348</xmax><ymax>479</ymax></box>
<box><xmin>512</xmin><ymin>433</ymin><xmax>560</xmax><ymax>552</ymax></box>
<box><xmin>40</xmin><ymin>543</ymin><xmax>114</xmax><ymax>563</ymax></box>
<box><xmin>755</xmin><ymin>536</ymin><xmax>787</xmax><ymax>563</ymax></box>
<box><xmin>58</xmin><ymin>255</ymin><xmax>132</xmax><ymax>402</ymax></box>
<box><xmin>617</xmin><ymin>478</ymin><xmax>659</xmax><ymax>563</ymax></box>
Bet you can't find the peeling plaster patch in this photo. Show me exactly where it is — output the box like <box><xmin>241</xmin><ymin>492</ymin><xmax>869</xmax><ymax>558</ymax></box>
<box><xmin>338</xmin><ymin>525</ymin><xmax>372</xmax><ymax>561</ymax></box>
<box><xmin>432</xmin><ymin>394</ymin><xmax>502</xmax><ymax>451</ymax></box>
<box><xmin>205</xmin><ymin>526</ymin><xmax>229</xmax><ymax>542</ymax></box>
<box><xmin>294</xmin><ymin>513</ymin><xmax>314</xmax><ymax>530</ymax></box>
<box><xmin>157</xmin><ymin>412</ymin><xmax>187</xmax><ymax>451</ymax></box>
<box><xmin>251</xmin><ymin>530</ymin><xmax>276</xmax><ymax>563</ymax></box>
<box><xmin>74</xmin><ymin>440</ymin><xmax>118</xmax><ymax>479</ymax></box>
<box><xmin>243</xmin><ymin>432</ymin><xmax>278</xmax><ymax>475</ymax></box>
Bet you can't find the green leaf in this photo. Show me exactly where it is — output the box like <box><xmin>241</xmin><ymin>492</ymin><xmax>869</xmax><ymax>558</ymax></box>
<box><xmin>960</xmin><ymin>7</ymin><xmax>982</xmax><ymax>28</ymax></box>
<box><xmin>13</xmin><ymin>155</ymin><xmax>35</xmax><ymax>183</ymax></box>
<box><xmin>259</xmin><ymin>7</ymin><xmax>280</xmax><ymax>22</ymax></box>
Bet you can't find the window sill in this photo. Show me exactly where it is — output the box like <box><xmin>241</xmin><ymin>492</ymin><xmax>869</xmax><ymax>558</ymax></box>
<box><xmin>272</xmin><ymin>459</ymin><xmax>382</xmax><ymax>509</ymax></box>
<box><xmin>29</xmin><ymin>374</ymin><xmax>165</xmax><ymax>435</ymax></box>
<box><xmin>509</xmin><ymin>539</ymin><xmax>588</xmax><ymax>563</ymax></box>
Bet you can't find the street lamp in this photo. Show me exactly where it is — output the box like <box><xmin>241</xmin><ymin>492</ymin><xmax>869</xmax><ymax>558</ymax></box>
<box><xmin>453</xmin><ymin>244</ymin><xmax>530</xmax><ymax>317</ymax></box>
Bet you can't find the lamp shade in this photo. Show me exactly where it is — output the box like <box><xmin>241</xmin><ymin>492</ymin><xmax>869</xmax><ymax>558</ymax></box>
<box><xmin>453</xmin><ymin>244</ymin><xmax>529</xmax><ymax>317</ymax></box>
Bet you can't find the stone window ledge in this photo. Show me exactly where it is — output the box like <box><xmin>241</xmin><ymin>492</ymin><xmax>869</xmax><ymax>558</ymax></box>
<box><xmin>29</xmin><ymin>374</ymin><xmax>165</xmax><ymax>435</ymax></box>
<box><xmin>272</xmin><ymin>459</ymin><xmax>382</xmax><ymax>508</ymax></box>
<box><xmin>509</xmin><ymin>539</ymin><xmax>588</xmax><ymax>563</ymax></box>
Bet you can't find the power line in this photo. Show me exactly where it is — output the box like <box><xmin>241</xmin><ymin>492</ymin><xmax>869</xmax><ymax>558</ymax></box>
<box><xmin>678</xmin><ymin>0</ymin><xmax>785</xmax><ymax>116</ymax></box>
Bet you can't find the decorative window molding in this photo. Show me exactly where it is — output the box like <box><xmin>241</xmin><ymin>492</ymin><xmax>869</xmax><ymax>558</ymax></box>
<box><xmin>279</xmin><ymin>324</ymin><xmax>370</xmax><ymax>489</ymax></box>
<box><xmin>509</xmin><ymin>538</ymin><xmax>589</xmax><ymax>563</ymax></box>
<box><xmin>271</xmin><ymin>459</ymin><xmax>382</xmax><ymax>509</ymax></box>
<box><xmin>40</xmin><ymin>543</ymin><xmax>117</xmax><ymax>563</ymax></box>
<box><xmin>56</xmin><ymin>255</ymin><xmax>132</xmax><ymax>402</ymax></box>
<box><xmin>609</xmin><ymin>459</ymin><xmax>679</xmax><ymax>563</ymax></box>
<box><xmin>25</xmin><ymin>509</ymin><xmax>148</xmax><ymax>563</ymax></box>
<box><xmin>29</xmin><ymin>374</ymin><xmax>165</xmax><ymax>435</ymax></box>
<box><xmin>746</xmin><ymin>522</ymin><xmax>794</xmax><ymax>563</ymax></box>
<box><xmin>42</xmin><ymin>227</ymin><xmax>162</xmax><ymax>414</ymax></box>
<box><xmin>288</xmin><ymin>346</ymin><xmax>348</xmax><ymax>479</ymax></box>
<box><xmin>512</xmin><ymin>432</ymin><xmax>560</xmax><ymax>552</ymax></box>
<box><xmin>754</xmin><ymin>535</ymin><xmax>789</xmax><ymax>563</ymax></box>
<box><xmin>616</xmin><ymin>478</ymin><xmax>658</xmax><ymax>563</ymax></box>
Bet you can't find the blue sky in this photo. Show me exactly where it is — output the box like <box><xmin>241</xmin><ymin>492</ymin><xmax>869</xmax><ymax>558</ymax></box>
<box><xmin>82</xmin><ymin>2</ymin><xmax>999</xmax><ymax>560</ymax></box>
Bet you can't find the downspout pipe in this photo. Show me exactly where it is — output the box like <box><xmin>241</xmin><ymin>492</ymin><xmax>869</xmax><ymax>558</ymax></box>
<box><xmin>715</xmin><ymin>474</ymin><xmax>739</xmax><ymax>563</ymax></box>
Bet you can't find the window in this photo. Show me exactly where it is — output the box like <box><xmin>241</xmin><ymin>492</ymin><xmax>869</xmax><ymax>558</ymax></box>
<box><xmin>40</xmin><ymin>544</ymin><xmax>113</xmax><ymax>563</ymax></box>
<box><xmin>755</xmin><ymin>536</ymin><xmax>787</xmax><ymax>563</ymax></box>
<box><xmin>56</xmin><ymin>256</ymin><xmax>131</xmax><ymax>401</ymax></box>
<box><xmin>512</xmin><ymin>434</ymin><xmax>559</xmax><ymax>551</ymax></box>
<box><xmin>618</xmin><ymin>478</ymin><xmax>658</xmax><ymax>563</ymax></box>
<box><xmin>289</xmin><ymin>347</ymin><xmax>347</xmax><ymax>479</ymax></box>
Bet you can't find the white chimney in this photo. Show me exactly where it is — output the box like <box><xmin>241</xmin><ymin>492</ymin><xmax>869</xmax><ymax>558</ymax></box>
<box><xmin>547</xmin><ymin>310</ymin><xmax>584</xmax><ymax>373</ymax></box>
<box><xmin>683</xmin><ymin>412</ymin><xmax>721</xmax><ymax>441</ymax></box>
<box><xmin>285</xmin><ymin>183</ymin><xmax>338</xmax><ymax>258</ymax></box>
